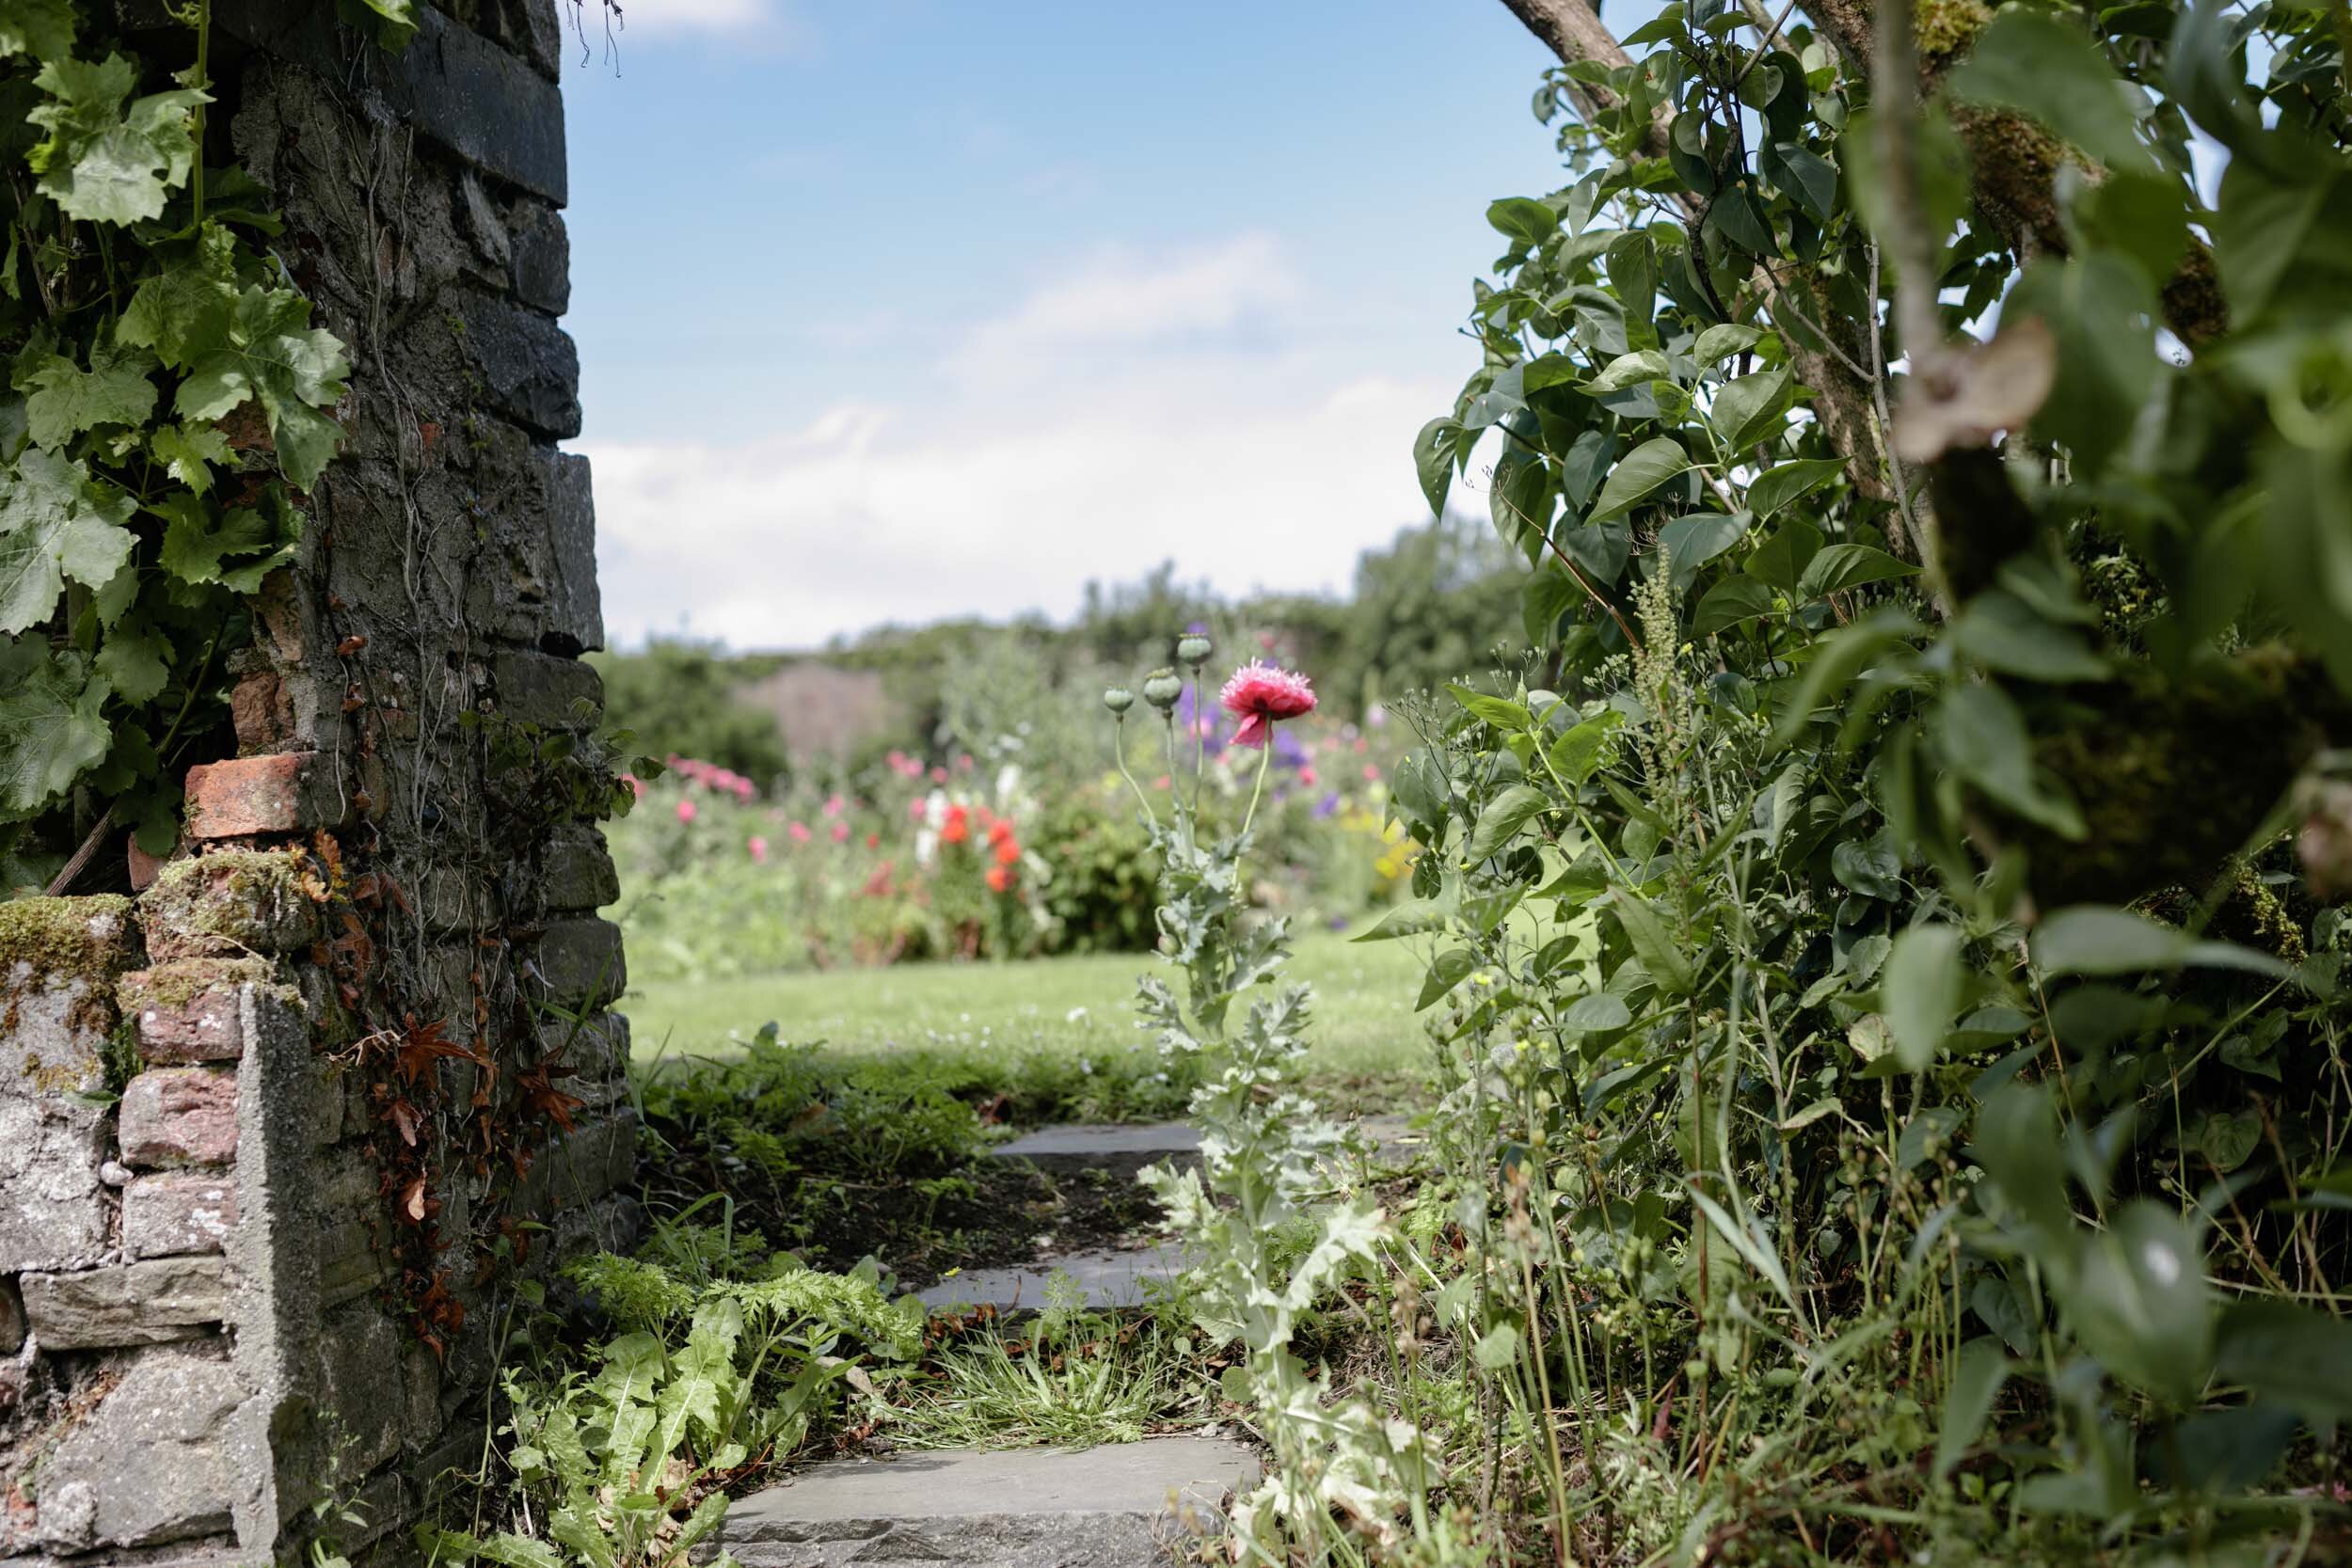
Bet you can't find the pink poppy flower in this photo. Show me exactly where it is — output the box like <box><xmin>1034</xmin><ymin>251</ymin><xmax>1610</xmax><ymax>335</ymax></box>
<box><xmin>823</xmin><ymin>793</ymin><xmax>846</xmax><ymax>818</ymax></box>
<box><xmin>675</xmin><ymin>798</ymin><xmax>698</xmax><ymax>824</ymax></box>
<box><xmin>787</xmin><ymin>821</ymin><xmax>812</xmax><ymax>845</ymax></box>
<box><xmin>1299</xmin><ymin>767</ymin><xmax>1318</xmax><ymax>787</ymax></box>
<box><xmin>908</xmin><ymin>799</ymin><xmax>927</xmax><ymax>820</ymax></box>
<box><xmin>1363</xmin><ymin>763</ymin><xmax>1381</xmax><ymax>782</ymax></box>
<box><xmin>748</xmin><ymin>835</ymin><xmax>769</xmax><ymax>863</ymax></box>
<box><xmin>1219</xmin><ymin>660</ymin><xmax>1317</xmax><ymax>749</ymax></box>
<box><xmin>930</xmin><ymin>767</ymin><xmax>948</xmax><ymax>784</ymax></box>
<box><xmin>831</xmin><ymin>821</ymin><xmax>850</xmax><ymax>843</ymax></box>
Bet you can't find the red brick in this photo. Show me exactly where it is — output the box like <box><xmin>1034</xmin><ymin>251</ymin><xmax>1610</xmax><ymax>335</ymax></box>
<box><xmin>119</xmin><ymin>1069</ymin><xmax>239</xmax><ymax>1167</ymax></box>
<box><xmin>119</xmin><ymin>960</ymin><xmax>270</xmax><ymax>1064</ymax></box>
<box><xmin>183</xmin><ymin>753</ymin><xmax>311</xmax><ymax>839</ymax></box>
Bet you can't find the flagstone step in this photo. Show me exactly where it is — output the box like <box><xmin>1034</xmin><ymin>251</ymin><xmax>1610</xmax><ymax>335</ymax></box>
<box><xmin>915</xmin><ymin>1242</ymin><xmax>1194</xmax><ymax>1315</ymax></box>
<box><xmin>990</xmin><ymin>1121</ymin><xmax>1200</xmax><ymax>1176</ymax></box>
<box><xmin>718</xmin><ymin>1435</ymin><xmax>1261</xmax><ymax>1568</ymax></box>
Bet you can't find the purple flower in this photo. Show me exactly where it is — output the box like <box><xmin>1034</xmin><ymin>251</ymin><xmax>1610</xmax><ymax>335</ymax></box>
<box><xmin>1313</xmin><ymin>792</ymin><xmax>1342</xmax><ymax>819</ymax></box>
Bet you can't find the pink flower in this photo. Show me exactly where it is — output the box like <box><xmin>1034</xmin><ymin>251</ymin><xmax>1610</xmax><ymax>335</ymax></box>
<box><xmin>1218</xmin><ymin>660</ymin><xmax>1317</xmax><ymax>749</ymax></box>
<box><xmin>957</xmin><ymin>753</ymin><xmax>974</xmax><ymax>771</ymax></box>
<box><xmin>1299</xmin><ymin>767</ymin><xmax>1318</xmax><ymax>787</ymax></box>
<box><xmin>831</xmin><ymin>820</ymin><xmax>850</xmax><ymax>843</ymax></box>
<box><xmin>788</xmin><ymin>821</ymin><xmax>812</xmax><ymax>845</ymax></box>
<box><xmin>823</xmin><ymin>793</ymin><xmax>847</xmax><ymax>818</ymax></box>
<box><xmin>675</xmin><ymin>799</ymin><xmax>698</xmax><ymax>824</ymax></box>
<box><xmin>908</xmin><ymin>799</ymin><xmax>927</xmax><ymax>820</ymax></box>
<box><xmin>748</xmin><ymin>835</ymin><xmax>769</xmax><ymax>863</ymax></box>
<box><xmin>622</xmin><ymin>772</ymin><xmax>646</xmax><ymax>800</ymax></box>
<box><xmin>1363</xmin><ymin>763</ymin><xmax>1381</xmax><ymax>782</ymax></box>
<box><xmin>734</xmin><ymin>779</ymin><xmax>754</xmax><ymax>801</ymax></box>
<box><xmin>887</xmin><ymin>749</ymin><xmax>908</xmax><ymax>770</ymax></box>
<box><xmin>930</xmin><ymin>767</ymin><xmax>948</xmax><ymax>784</ymax></box>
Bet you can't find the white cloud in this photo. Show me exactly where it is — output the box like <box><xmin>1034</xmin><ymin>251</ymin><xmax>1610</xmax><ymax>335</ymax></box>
<box><xmin>579</xmin><ymin>237</ymin><xmax>1447</xmax><ymax>649</ymax></box>
<box><xmin>580</xmin><ymin>0</ymin><xmax>811</xmax><ymax>44</ymax></box>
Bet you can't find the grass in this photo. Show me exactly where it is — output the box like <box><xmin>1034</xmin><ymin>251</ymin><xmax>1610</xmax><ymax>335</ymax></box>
<box><xmin>624</xmin><ymin>927</ymin><xmax>1432</xmax><ymax>1098</ymax></box>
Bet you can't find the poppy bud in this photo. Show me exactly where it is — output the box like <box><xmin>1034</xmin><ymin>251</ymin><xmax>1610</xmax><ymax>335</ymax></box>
<box><xmin>1142</xmin><ymin>669</ymin><xmax>1184</xmax><ymax>711</ymax></box>
<box><xmin>1103</xmin><ymin>686</ymin><xmax>1136</xmax><ymax>717</ymax></box>
<box><xmin>1177</xmin><ymin>633</ymin><xmax>1212</xmax><ymax>667</ymax></box>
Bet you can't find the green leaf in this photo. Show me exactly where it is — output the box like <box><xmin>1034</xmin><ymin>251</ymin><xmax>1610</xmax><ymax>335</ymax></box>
<box><xmin>1691</xmin><ymin>323</ymin><xmax>1762</xmax><ymax>364</ymax></box>
<box><xmin>1745</xmin><ymin>458</ymin><xmax>1842</xmax><ymax>519</ymax></box>
<box><xmin>1417</xmin><ymin>947</ymin><xmax>1479</xmax><ymax>1011</ymax></box>
<box><xmin>349</xmin><ymin>0</ymin><xmax>421</xmax><ymax>50</ymax></box>
<box><xmin>1656</xmin><ymin>513</ymin><xmax>1747</xmax><ymax>591</ymax></box>
<box><xmin>0</xmin><ymin>644</ymin><xmax>111</xmax><ymax>818</ymax></box>
<box><xmin>1884</xmin><ymin>924</ymin><xmax>1963</xmax><ymax>1072</ymax></box>
<box><xmin>1354</xmin><ymin>899</ymin><xmax>1450</xmax><ymax>942</ymax></box>
<box><xmin>1544</xmin><ymin>707</ymin><xmax>1623</xmax><ymax>784</ymax></box>
<box><xmin>1933</xmin><ymin>685</ymin><xmax>2086</xmax><ymax>838</ymax></box>
<box><xmin>119</xmin><ymin>227</ymin><xmax>241</xmax><ymax>368</ymax></box>
<box><xmin>2029</xmin><ymin>905</ymin><xmax>2296</xmax><ymax>981</ymax></box>
<box><xmin>2066</xmin><ymin>1200</ymin><xmax>2212</xmax><ymax>1408</ymax></box>
<box><xmin>1521</xmin><ymin>566</ymin><xmax>1581</xmax><ymax>647</ymax></box>
<box><xmin>1772</xmin><ymin>141</ymin><xmax>1837</xmax><ymax>222</ymax></box>
<box><xmin>2215</xmin><ymin>1300</ymin><xmax>2352</xmax><ymax>1424</ymax></box>
<box><xmin>1472</xmin><ymin>1322</ymin><xmax>1521</xmax><ymax>1370</ymax></box>
<box><xmin>0</xmin><ymin>0</ymin><xmax>74</xmax><ymax>59</ymax></box>
<box><xmin>1709</xmin><ymin>366</ymin><xmax>1797</xmax><ymax>451</ymax></box>
<box><xmin>1447</xmin><ymin>685</ymin><xmax>1532</xmax><ymax>732</ymax></box>
<box><xmin>1467</xmin><ymin>783</ymin><xmax>1550</xmax><ymax>861</ymax></box>
<box><xmin>1933</xmin><ymin>1338</ymin><xmax>2010</xmax><ymax>1483</ymax></box>
<box><xmin>155</xmin><ymin>497</ymin><xmax>296</xmax><ymax>590</ymax></box>
<box><xmin>94</xmin><ymin>620</ymin><xmax>170</xmax><ymax>705</ymax></box>
<box><xmin>1413</xmin><ymin>418</ymin><xmax>1460</xmax><ymax>518</ymax></box>
<box><xmin>2007</xmin><ymin>253</ymin><xmax>2160</xmax><ymax>479</ymax></box>
<box><xmin>0</xmin><ymin>449</ymin><xmax>136</xmax><ymax>635</ymax></box>
<box><xmin>1486</xmin><ymin>197</ymin><xmax>1559</xmax><ymax>245</ymax></box>
<box><xmin>1587</xmin><ymin>349</ymin><xmax>1672</xmax><ymax>394</ymax></box>
<box><xmin>26</xmin><ymin>54</ymin><xmax>208</xmax><ymax>226</ymax></box>
<box><xmin>1946</xmin><ymin>9</ymin><xmax>2157</xmax><ymax>176</ymax></box>
<box><xmin>1799</xmin><ymin>543</ymin><xmax>1920</xmax><ymax>598</ymax></box>
<box><xmin>1770</xmin><ymin>607</ymin><xmax>1922</xmax><ymax>744</ymax></box>
<box><xmin>1974</xmin><ymin>1083</ymin><xmax>2073</xmax><ymax>1240</ymax></box>
<box><xmin>1585</xmin><ymin>436</ymin><xmax>1690</xmax><ymax>522</ymax></box>
<box><xmin>1559</xmin><ymin>990</ymin><xmax>1631</xmax><ymax>1031</ymax></box>
<box><xmin>173</xmin><ymin>284</ymin><xmax>351</xmax><ymax>488</ymax></box>
<box><xmin>1743</xmin><ymin>515</ymin><xmax>1823</xmax><ymax>595</ymax></box>
<box><xmin>1688</xmin><ymin>576</ymin><xmax>1775</xmax><ymax>640</ymax></box>
<box><xmin>1606</xmin><ymin>889</ymin><xmax>1694</xmax><ymax>996</ymax></box>
<box><xmin>1607</xmin><ymin>230</ymin><xmax>1661</xmax><ymax>351</ymax></box>
<box><xmin>17</xmin><ymin>341</ymin><xmax>159</xmax><ymax>451</ymax></box>
<box><xmin>1948</xmin><ymin>591</ymin><xmax>2110</xmax><ymax>682</ymax></box>
<box><xmin>148</xmin><ymin>422</ymin><xmax>231</xmax><ymax>496</ymax></box>
<box><xmin>1831</xmin><ymin>838</ymin><xmax>1901</xmax><ymax>900</ymax></box>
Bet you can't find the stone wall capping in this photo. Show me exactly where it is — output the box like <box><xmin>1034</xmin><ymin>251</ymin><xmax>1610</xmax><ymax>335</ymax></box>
<box><xmin>19</xmin><ymin>1259</ymin><xmax>231</xmax><ymax>1349</ymax></box>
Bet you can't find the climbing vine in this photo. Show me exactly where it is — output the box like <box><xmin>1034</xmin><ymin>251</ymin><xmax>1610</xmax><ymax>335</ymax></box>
<box><xmin>0</xmin><ymin>0</ymin><xmax>413</xmax><ymax>895</ymax></box>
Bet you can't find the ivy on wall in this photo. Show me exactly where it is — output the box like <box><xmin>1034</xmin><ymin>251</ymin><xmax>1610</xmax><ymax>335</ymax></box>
<box><xmin>0</xmin><ymin>0</ymin><xmax>413</xmax><ymax>895</ymax></box>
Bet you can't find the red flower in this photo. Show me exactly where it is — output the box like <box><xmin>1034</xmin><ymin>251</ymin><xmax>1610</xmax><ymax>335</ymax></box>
<box><xmin>941</xmin><ymin>805</ymin><xmax>970</xmax><ymax>845</ymax></box>
<box><xmin>985</xmin><ymin>863</ymin><xmax>1013</xmax><ymax>893</ymax></box>
<box><xmin>993</xmin><ymin>838</ymin><xmax>1020</xmax><ymax>866</ymax></box>
<box><xmin>1218</xmin><ymin>660</ymin><xmax>1317</xmax><ymax>749</ymax></box>
<box><xmin>986</xmin><ymin>818</ymin><xmax>1014</xmax><ymax>846</ymax></box>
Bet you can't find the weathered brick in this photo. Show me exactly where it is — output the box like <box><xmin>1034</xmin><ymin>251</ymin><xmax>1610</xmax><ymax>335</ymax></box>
<box><xmin>29</xmin><ymin>1345</ymin><xmax>245</xmax><ymax>1550</ymax></box>
<box><xmin>541</xmin><ymin>826</ymin><xmax>618</xmax><ymax>911</ymax></box>
<box><xmin>0</xmin><ymin>1275</ymin><xmax>23</xmax><ymax>1354</ymax></box>
<box><xmin>119</xmin><ymin>958</ymin><xmax>278</xmax><ymax>1063</ymax></box>
<box><xmin>120</xmin><ymin>1069</ymin><xmax>240</xmax><ymax>1168</ymax></box>
<box><xmin>510</xmin><ymin>199</ymin><xmax>571</xmax><ymax>316</ymax></box>
<box><xmin>123</xmin><ymin>1173</ymin><xmax>240</xmax><ymax>1258</ymax></box>
<box><xmin>491</xmin><ymin>647</ymin><xmax>603</xmax><ymax>727</ymax></box>
<box><xmin>462</xmin><ymin>292</ymin><xmax>581</xmax><ymax>438</ymax></box>
<box><xmin>183</xmin><ymin>752</ymin><xmax>311</xmax><ymax>838</ymax></box>
<box><xmin>19</xmin><ymin>1258</ymin><xmax>230</xmax><ymax>1348</ymax></box>
<box><xmin>138</xmin><ymin>849</ymin><xmax>322</xmax><ymax>961</ymax></box>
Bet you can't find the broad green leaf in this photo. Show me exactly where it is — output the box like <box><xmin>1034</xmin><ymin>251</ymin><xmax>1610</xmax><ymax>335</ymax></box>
<box><xmin>155</xmin><ymin>497</ymin><xmax>297</xmax><ymax>591</ymax></box>
<box><xmin>2029</xmin><ymin>905</ymin><xmax>2296</xmax><ymax>981</ymax></box>
<box><xmin>1743</xmin><ymin>515</ymin><xmax>1823</xmax><ymax>595</ymax></box>
<box><xmin>1974</xmin><ymin>1082</ymin><xmax>2072</xmax><ymax>1241</ymax></box>
<box><xmin>1545</xmin><ymin>707</ymin><xmax>1623</xmax><ymax>784</ymax></box>
<box><xmin>2214</xmin><ymin>1300</ymin><xmax>2352</xmax><ymax>1424</ymax></box>
<box><xmin>149</xmin><ymin>421</ymin><xmax>232</xmax><ymax>495</ymax></box>
<box><xmin>0</xmin><ymin>645</ymin><xmax>110</xmax><ymax>817</ymax></box>
<box><xmin>1413</xmin><ymin>417</ymin><xmax>1459</xmax><ymax>518</ymax></box>
<box><xmin>1691</xmin><ymin>323</ymin><xmax>1762</xmax><ymax>364</ymax></box>
<box><xmin>1949</xmin><ymin>591</ymin><xmax>2110</xmax><ymax>682</ymax></box>
<box><xmin>1521</xmin><ymin>566</ymin><xmax>1581</xmax><ymax>647</ymax></box>
<box><xmin>1933</xmin><ymin>685</ymin><xmax>2086</xmax><ymax>838</ymax></box>
<box><xmin>0</xmin><ymin>0</ymin><xmax>74</xmax><ymax>59</ymax></box>
<box><xmin>94</xmin><ymin>619</ymin><xmax>169</xmax><ymax>705</ymax></box>
<box><xmin>1560</xmin><ymin>990</ymin><xmax>1631</xmax><ymax>1031</ymax></box>
<box><xmin>1473</xmin><ymin>1323</ymin><xmax>1521</xmax><ymax>1370</ymax></box>
<box><xmin>1800</xmin><ymin>543</ymin><xmax>1920</xmax><ymax>598</ymax></box>
<box><xmin>1585</xmin><ymin>436</ymin><xmax>1690</xmax><ymax>522</ymax></box>
<box><xmin>1417</xmin><ymin>947</ymin><xmax>1479</xmax><ymax>1011</ymax></box>
<box><xmin>1607</xmin><ymin>230</ymin><xmax>1661</xmax><ymax>351</ymax></box>
<box><xmin>118</xmin><ymin>225</ymin><xmax>241</xmax><ymax>368</ymax></box>
<box><xmin>2066</xmin><ymin>1200</ymin><xmax>2213</xmax><ymax>1408</ymax></box>
<box><xmin>1486</xmin><ymin>197</ymin><xmax>1558</xmax><ymax>245</ymax></box>
<box><xmin>0</xmin><ymin>449</ymin><xmax>136</xmax><ymax>634</ymax></box>
<box><xmin>1467</xmin><ymin>783</ymin><xmax>1550</xmax><ymax>861</ymax></box>
<box><xmin>18</xmin><ymin>341</ymin><xmax>158</xmax><ymax>450</ymax></box>
<box><xmin>2007</xmin><ymin>253</ymin><xmax>2160</xmax><ymax>479</ymax></box>
<box><xmin>1831</xmin><ymin>837</ymin><xmax>1900</xmax><ymax>900</ymax></box>
<box><xmin>1688</xmin><ymin>575</ymin><xmax>1774</xmax><ymax>640</ymax></box>
<box><xmin>1770</xmin><ymin>607</ymin><xmax>1923</xmax><ymax>743</ymax></box>
<box><xmin>173</xmin><ymin>284</ymin><xmax>351</xmax><ymax>488</ymax></box>
<box><xmin>1606</xmin><ymin>888</ymin><xmax>1694</xmax><ymax>995</ymax></box>
<box><xmin>1947</xmin><ymin>9</ymin><xmax>2158</xmax><ymax>176</ymax></box>
<box><xmin>1745</xmin><ymin>458</ymin><xmax>1843</xmax><ymax>519</ymax></box>
<box><xmin>1587</xmin><ymin>349</ymin><xmax>1671</xmax><ymax>394</ymax></box>
<box><xmin>1884</xmin><ymin>924</ymin><xmax>1963</xmax><ymax>1071</ymax></box>
<box><xmin>1447</xmin><ymin>685</ymin><xmax>1532</xmax><ymax>732</ymax></box>
<box><xmin>1656</xmin><ymin>513</ymin><xmax>1746</xmax><ymax>591</ymax></box>
<box><xmin>1353</xmin><ymin>899</ymin><xmax>1449</xmax><ymax>942</ymax></box>
<box><xmin>1933</xmin><ymin>1338</ymin><xmax>2010</xmax><ymax>1483</ymax></box>
<box><xmin>26</xmin><ymin>54</ymin><xmax>208</xmax><ymax>226</ymax></box>
<box><xmin>1710</xmin><ymin>366</ymin><xmax>1797</xmax><ymax>450</ymax></box>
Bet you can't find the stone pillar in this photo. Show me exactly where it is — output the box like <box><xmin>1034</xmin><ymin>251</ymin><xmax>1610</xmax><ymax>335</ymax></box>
<box><xmin>2</xmin><ymin>2</ymin><xmax>631</xmax><ymax>1562</ymax></box>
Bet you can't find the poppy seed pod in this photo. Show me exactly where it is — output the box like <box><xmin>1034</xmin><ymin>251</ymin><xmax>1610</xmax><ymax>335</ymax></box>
<box><xmin>1177</xmin><ymin>633</ymin><xmax>1212</xmax><ymax>667</ymax></box>
<box><xmin>1141</xmin><ymin>669</ymin><xmax>1184</xmax><ymax>711</ymax></box>
<box><xmin>1103</xmin><ymin>686</ymin><xmax>1136</xmax><ymax>717</ymax></box>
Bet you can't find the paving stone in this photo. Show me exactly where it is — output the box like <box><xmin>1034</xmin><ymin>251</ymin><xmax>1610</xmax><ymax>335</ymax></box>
<box><xmin>720</xmin><ymin>1435</ymin><xmax>1260</xmax><ymax>1568</ymax></box>
<box><xmin>991</xmin><ymin>1122</ymin><xmax>1200</xmax><ymax>1178</ymax></box>
<box><xmin>915</xmin><ymin>1243</ymin><xmax>1193</xmax><ymax>1316</ymax></box>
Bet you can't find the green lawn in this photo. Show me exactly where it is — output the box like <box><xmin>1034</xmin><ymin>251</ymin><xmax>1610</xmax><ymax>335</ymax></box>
<box><xmin>625</xmin><ymin>927</ymin><xmax>1433</xmax><ymax>1091</ymax></box>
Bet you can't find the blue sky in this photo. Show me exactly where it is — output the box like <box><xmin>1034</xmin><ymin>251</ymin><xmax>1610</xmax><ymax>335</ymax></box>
<box><xmin>556</xmin><ymin>0</ymin><xmax>1581</xmax><ymax>648</ymax></box>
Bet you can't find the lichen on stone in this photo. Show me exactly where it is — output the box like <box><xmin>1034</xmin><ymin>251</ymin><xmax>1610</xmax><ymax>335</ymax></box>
<box><xmin>138</xmin><ymin>850</ymin><xmax>320</xmax><ymax>958</ymax></box>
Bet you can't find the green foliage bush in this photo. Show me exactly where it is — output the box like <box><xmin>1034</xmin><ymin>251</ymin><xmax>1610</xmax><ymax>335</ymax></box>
<box><xmin>589</xmin><ymin>639</ymin><xmax>790</xmax><ymax>788</ymax></box>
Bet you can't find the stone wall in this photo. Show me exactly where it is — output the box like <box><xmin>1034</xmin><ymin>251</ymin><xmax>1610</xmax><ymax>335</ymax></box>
<box><xmin>2</xmin><ymin>3</ymin><xmax>628</xmax><ymax>1563</ymax></box>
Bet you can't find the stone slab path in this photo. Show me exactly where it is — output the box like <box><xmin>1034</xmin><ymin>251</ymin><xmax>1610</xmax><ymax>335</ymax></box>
<box><xmin>914</xmin><ymin>1241</ymin><xmax>1195</xmax><ymax>1315</ymax></box>
<box><xmin>719</xmin><ymin>1435</ymin><xmax>1262</xmax><ymax>1568</ymax></box>
<box><xmin>990</xmin><ymin>1120</ymin><xmax>1200</xmax><ymax>1176</ymax></box>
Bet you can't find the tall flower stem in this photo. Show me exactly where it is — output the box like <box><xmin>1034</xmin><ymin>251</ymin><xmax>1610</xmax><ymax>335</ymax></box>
<box><xmin>1112</xmin><ymin>722</ymin><xmax>1153</xmax><ymax>820</ymax></box>
<box><xmin>1238</xmin><ymin>734</ymin><xmax>1275</xmax><ymax>841</ymax></box>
